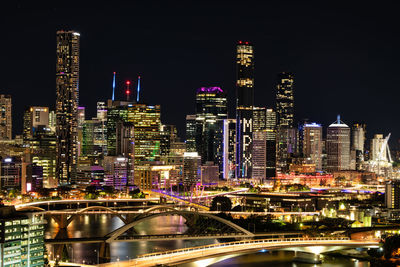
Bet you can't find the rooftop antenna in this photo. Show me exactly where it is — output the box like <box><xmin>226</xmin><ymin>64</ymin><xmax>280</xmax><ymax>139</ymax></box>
<box><xmin>125</xmin><ymin>80</ymin><xmax>131</xmax><ymax>101</ymax></box>
<box><xmin>112</xmin><ymin>72</ymin><xmax>116</xmax><ymax>101</ymax></box>
<box><xmin>136</xmin><ymin>76</ymin><xmax>141</xmax><ymax>103</ymax></box>
<box><xmin>337</xmin><ymin>114</ymin><xmax>341</xmax><ymax>124</ymax></box>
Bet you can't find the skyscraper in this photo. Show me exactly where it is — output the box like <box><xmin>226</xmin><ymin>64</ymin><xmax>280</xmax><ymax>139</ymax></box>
<box><xmin>160</xmin><ymin>124</ymin><xmax>178</xmax><ymax>156</ymax></box>
<box><xmin>195</xmin><ymin>87</ymin><xmax>227</xmax><ymax>170</ymax></box>
<box><xmin>236</xmin><ymin>41</ymin><xmax>254</xmax><ymax>178</ymax></box>
<box><xmin>326</xmin><ymin>115</ymin><xmax>351</xmax><ymax>172</ymax></box>
<box><xmin>276</xmin><ymin>72</ymin><xmax>294</xmax><ymax>128</ymax></box>
<box><xmin>275</xmin><ymin>72</ymin><xmax>295</xmax><ymax>174</ymax></box>
<box><xmin>352</xmin><ymin>123</ymin><xmax>366</xmax><ymax>169</ymax></box>
<box><xmin>222</xmin><ymin>119</ymin><xmax>236</xmax><ymax>179</ymax></box>
<box><xmin>185</xmin><ymin>115</ymin><xmax>197</xmax><ymax>152</ymax></box>
<box><xmin>55</xmin><ymin>30</ymin><xmax>80</xmax><ymax>185</ymax></box>
<box><xmin>303</xmin><ymin>123</ymin><xmax>323</xmax><ymax>171</ymax></box>
<box><xmin>0</xmin><ymin>95</ymin><xmax>12</xmax><ymax>140</ymax></box>
<box><xmin>266</xmin><ymin>109</ymin><xmax>277</xmax><ymax>177</ymax></box>
<box><xmin>252</xmin><ymin>107</ymin><xmax>267</xmax><ymax>180</ymax></box>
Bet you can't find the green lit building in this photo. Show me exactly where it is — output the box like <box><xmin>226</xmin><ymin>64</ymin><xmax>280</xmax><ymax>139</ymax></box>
<box><xmin>0</xmin><ymin>206</ymin><xmax>45</xmax><ymax>267</ymax></box>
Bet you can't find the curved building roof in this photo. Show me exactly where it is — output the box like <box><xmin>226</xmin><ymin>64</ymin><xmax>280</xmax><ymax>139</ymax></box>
<box><xmin>196</xmin><ymin>87</ymin><xmax>223</xmax><ymax>93</ymax></box>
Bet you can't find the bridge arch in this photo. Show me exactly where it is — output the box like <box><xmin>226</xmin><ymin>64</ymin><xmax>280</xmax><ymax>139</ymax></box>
<box><xmin>16</xmin><ymin>206</ymin><xmax>46</xmax><ymax>212</ymax></box>
<box><xmin>105</xmin><ymin>210</ymin><xmax>254</xmax><ymax>242</ymax></box>
<box><xmin>67</xmin><ymin>206</ymin><xmax>128</xmax><ymax>226</ymax></box>
<box><xmin>143</xmin><ymin>205</ymin><xmax>179</xmax><ymax>214</ymax></box>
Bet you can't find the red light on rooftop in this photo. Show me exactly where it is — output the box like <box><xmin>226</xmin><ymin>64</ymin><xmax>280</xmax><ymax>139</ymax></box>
<box><xmin>239</xmin><ymin>40</ymin><xmax>242</xmax><ymax>44</ymax></box>
<box><xmin>245</xmin><ymin>41</ymin><xmax>249</xmax><ymax>45</ymax></box>
<box><xmin>113</xmin><ymin>72</ymin><xmax>116</xmax><ymax>74</ymax></box>
<box><xmin>126</xmin><ymin>81</ymin><xmax>131</xmax><ymax>85</ymax></box>
<box><xmin>126</xmin><ymin>90</ymin><xmax>130</xmax><ymax>94</ymax></box>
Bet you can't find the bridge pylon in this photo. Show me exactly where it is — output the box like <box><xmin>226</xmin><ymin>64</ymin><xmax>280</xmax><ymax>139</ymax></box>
<box><xmin>52</xmin><ymin>214</ymin><xmax>69</xmax><ymax>229</ymax></box>
<box><xmin>99</xmin><ymin>242</ymin><xmax>111</xmax><ymax>263</ymax></box>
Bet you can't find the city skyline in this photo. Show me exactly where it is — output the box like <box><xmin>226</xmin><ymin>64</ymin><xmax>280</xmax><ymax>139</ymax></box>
<box><xmin>2</xmin><ymin>2</ymin><xmax>400</xmax><ymax>266</ymax></box>
<box><xmin>2</xmin><ymin>2</ymin><xmax>398</xmax><ymax>144</ymax></box>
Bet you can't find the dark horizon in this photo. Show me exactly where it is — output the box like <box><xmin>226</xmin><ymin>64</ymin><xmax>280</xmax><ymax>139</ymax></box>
<box><xmin>2</xmin><ymin>1</ymin><xmax>399</xmax><ymax>147</ymax></box>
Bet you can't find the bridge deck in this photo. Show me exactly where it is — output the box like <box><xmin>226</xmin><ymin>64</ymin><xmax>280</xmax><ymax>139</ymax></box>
<box><xmin>98</xmin><ymin>237</ymin><xmax>378</xmax><ymax>267</ymax></box>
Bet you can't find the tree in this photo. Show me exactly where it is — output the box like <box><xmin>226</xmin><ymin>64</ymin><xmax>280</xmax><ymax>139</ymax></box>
<box><xmin>210</xmin><ymin>196</ymin><xmax>232</xmax><ymax>211</ymax></box>
<box><xmin>383</xmin><ymin>234</ymin><xmax>400</xmax><ymax>259</ymax></box>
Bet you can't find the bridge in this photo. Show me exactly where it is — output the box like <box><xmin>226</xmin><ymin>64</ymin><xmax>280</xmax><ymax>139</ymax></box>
<box><xmin>21</xmin><ymin>205</ymin><xmax>319</xmax><ymax>230</ymax></box>
<box><xmin>98</xmin><ymin>237</ymin><xmax>379</xmax><ymax>267</ymax></box>
<box><xmin>45</xmin><ymin>208</ymin><xmax>256</xmax><ymax>262</ymax></box>
<box><xmin>14</xmin><ymin>198</ymin><xmax>160</xmax><ymax>209</ymax></box>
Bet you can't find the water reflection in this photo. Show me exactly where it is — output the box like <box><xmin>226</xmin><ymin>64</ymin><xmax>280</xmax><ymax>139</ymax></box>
<box><xmin>179</xmin><ymin>251</ymin><xmax>371</xmax><ymax>267</ymax></box>
<box><xmin>45</xmin><ymin>214</ymin><xmax>218</xmax><ymax>264</ymax></box>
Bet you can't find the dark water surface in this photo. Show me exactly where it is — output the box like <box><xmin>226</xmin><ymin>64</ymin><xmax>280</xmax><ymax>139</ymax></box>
<box><xmin>45</xmin><ymin>214</ymin><xmax>370</xmax><ymax>266</ymax></box>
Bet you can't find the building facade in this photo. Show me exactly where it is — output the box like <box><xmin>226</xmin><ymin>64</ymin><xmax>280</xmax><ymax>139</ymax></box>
<box><xmin>23</xmin><ymin>106</ymin><xmax>49</xmax><ymax>141</ymax></box>
<box><xmin>0</xmin><ymin>207</ymin><xmax>45</xmax><ymax>267</ymax></box>
<box><xmin>266</xmin><ymin>109</ymin><xmax>277</xmax><ymax>177</ymax></box>
<box><xmin>195</xmin><ymin>87</ymin><xmax>227</xmax><ymax>174</ymax></box>
<box><xmin>303</xmin><ymin>123</ymin><xmax>323</xmax><ymax>171</ymax></box>
<box><xmin>185</xmin><ymin>115</ymin><xmax>197</xmax><ymax>152</ymax></box>
<box><xmin>55</xmin><ymin>30</ymin><xmax>80</xmax><ymax>185</ymax></box>
<box><xmin>326</xmin><ymin>115</ymin><xmax>351</xmax><ymax>172</ymax></box>
<box><xmin>222</xmin><ymin>119</ymin><xmax>236</xmax><ymax>179</ymax></box>
<box><xmin>0</xmin><ymin>95</ymin><xmax>12</xmax><ymax>140</ymax></box>
<box><xmin>236</xmin><ymin>41</ymin><xmax>254</xmax><ymax>178</ymax></box>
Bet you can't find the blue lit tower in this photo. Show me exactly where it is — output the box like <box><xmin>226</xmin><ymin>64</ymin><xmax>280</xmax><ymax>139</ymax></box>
<box><xmin>236</xmin><ymin>41</ymin><xmax>254</xmax><ymax>178</ymax></box>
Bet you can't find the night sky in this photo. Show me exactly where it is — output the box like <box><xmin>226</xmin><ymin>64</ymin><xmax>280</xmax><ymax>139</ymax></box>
<box><xmin>2</xmin><ymin>1</ymin><xmax>399</xmax><ymax>147</ymax></box>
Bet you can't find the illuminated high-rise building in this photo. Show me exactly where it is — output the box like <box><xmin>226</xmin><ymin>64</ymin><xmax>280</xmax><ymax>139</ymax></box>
<box><xmin>303</xmin><ymin>123</ymin><xmax>323</xmax><ymax>171</ymax></box>
<box><xmin>127</xmin><ymin>104</ymin><xmax>161</xmax><ymax>165</ymax></box>
<box><xmin>49</xmin><ymin>110</ymin><xmax>56</xmax><ymax>132</ymax></box>
<box><xmin>106</xmin><ymin>105</ymin><xmax>128</xmax><ymax>156</ymax></box>
<box><xmin>327</xmin><ymin>115</ymin><xmax>351</xmax><ymax>172</ymax></box>
<box><xmin>23</xmin><ymin>106</ymin><xmax>49</xmax><ymax>140</ymax></box>
<box><xmin>252</xmin><ymin>131</ymin><xmax>267</xmax><ymax>180</ymax></box>
<box><xmin>236</xmin><ymin>41</ymin><xmax>254</xmax><ymax>178</ymax></box>
<box><xmin>160</xmin><ymin>124</ymin><xmax>178</xmax><ymax>156</ymax></box>
<box><xmin>77</xmin><ymin>106</ymin><xmax>85</xmax><ymax>127</ymax></box>
<box><xmin>266</xmin><ymin>109</ymin><xmax>277</xmax><ymax>177</ymax></box>
<box><xmin>352</xmin><ymin>123</ymin><xmax>366</xmax><ymax>169</ymax></box>
<box><xmin>276</xmin><ymin>72</ymin><xmax>294</xmax><ymax>128</ymax></box>
<box><xmin>222</xmin><ymin>119</ymin><xmax>236</xmax><ymax>179</ymax></box>
<box><xmin>252</xmin><ymin>107</ymin><xmax>267</xmax><ymax>180</ymax></box>
<box><xmin>96</xmin><ymin>101</ymin><xmax>107</xmax><ymax>120</ymax></box>
<box><xmin>183</xmin><ymin>152</ymin><xmax>201</xmax><ymax>186</ymax></box>
<box><xmin>276</xmin><ymin>127</ymin><xmax>298</xmax><ymax>174</ymax></box>
<box><xmin>253</xmin><ymin>107</ymin><xmax>266</xmax><ymax>131</ymax></box>
<box><xmin>82</xmin><ymin>119</ymin><xmax>107</xmax><ymax>156</ymax></box>
<box><xmin>106</xmin><ymin>102</ymin><xmax>161</xmax><ymax>163</ymax></box>
<box><xmin>185</xmin><ymin>115</ymin><xmax>197</xmax><ymax>152</ymax></box>
<box><xmin>195</xmin><ymin>87</ymin><xmax>227</xmax><ymax>172</ymax></box>
<box><xmin>0</xmin><ymin>206</ymin><xmax>46</xmax><ymax>267</ymax></box>
<box><xmin>28</xmin><ymin>127</ymin><xmax>57</xmax><ymax>188</ymax></box>
<box><xmin>0</xmin><ymin>95</ymin><xmax>12</xmax><ymax>140</ymax></box>
<box><xmin>55</xmin><ymin>30</ymin><xmax>80</xmax><ymax>185</ymax></box>
<box><xmin>275</xmin><ymin>72</ymin><xmax>296</xmax><ymax>174</ymax></box>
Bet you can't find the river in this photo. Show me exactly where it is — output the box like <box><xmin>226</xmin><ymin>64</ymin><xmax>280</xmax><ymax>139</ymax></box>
<box><xmin>45</xmin><ymin>214</ymin><xmax>370</xmax><ymax>266</ymax></box>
